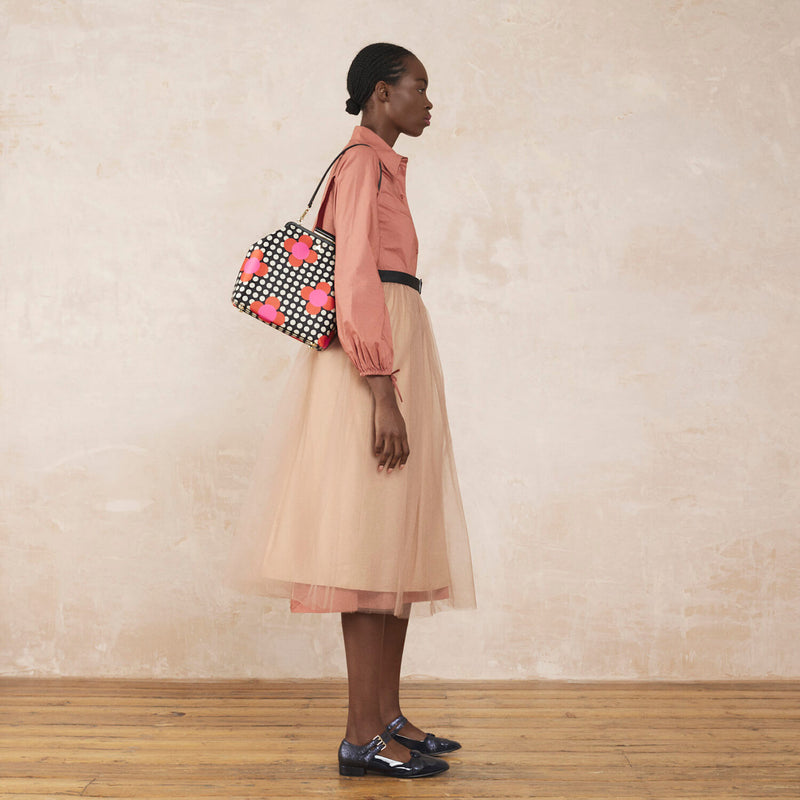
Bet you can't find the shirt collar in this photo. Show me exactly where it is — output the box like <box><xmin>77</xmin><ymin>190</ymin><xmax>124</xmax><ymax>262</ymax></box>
<box><xmin>348</xmin><ymin>125</ymin><xmax>406</xmax><ymax>176</ymax></box>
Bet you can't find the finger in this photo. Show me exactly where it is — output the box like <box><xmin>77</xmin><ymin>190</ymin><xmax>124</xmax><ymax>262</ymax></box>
<box><xmin>382</xmin><ymin>439</ymin><xmax>394</xmax><ymax>472</ymax></box>
<box><xmin>387</xmin><ymin>436</ymin><xmax>403</xmax><ymax>472</ymax></box>
<box><xmin>394</xmin><ymin>437</ymin><xmax>406</xmax><ymax>470</ymax></box>
<box><xmin>381</xmin><ymin>437</ymin><xmax>395</xmax><ymax>473</ymax></box>
<box><xmin>397</xmin><ymin>431</ymin><xmax>410</xmax><ymax>467</ymax></box>
<box><xmin>374</xmin><ymin>431</ymin><xmax>386</xmax><ymax>469</ymax></box>
<box><xmin>399</xmin><ymin>439</ymin><xmax>410</xmax><ymax>469</ymax></box>
<box><xmin>380</xmin><ymin>432</ymin><xmax>395</xmax><ymax>471</ymax></box>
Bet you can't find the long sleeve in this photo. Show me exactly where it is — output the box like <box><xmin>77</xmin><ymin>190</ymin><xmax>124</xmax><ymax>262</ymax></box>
<box><xmin>330</xmin><ymin>147</ymin><xmax>394</xmax><ymax>376</ymax></box>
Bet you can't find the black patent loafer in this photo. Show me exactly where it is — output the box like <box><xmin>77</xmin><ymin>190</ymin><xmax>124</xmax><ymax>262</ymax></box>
<box><xmin>338</xmin><ymin>732</ymin><xmax>449</xmax><ymax>778</ymax></box>
<box><xmin>390</xmin><ymin>714</ymin><xmax>462</xmax><ymax>755</ymax></box>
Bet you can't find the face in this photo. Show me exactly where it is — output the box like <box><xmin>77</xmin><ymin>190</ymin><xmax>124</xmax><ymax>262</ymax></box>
<box><xmin>380</xmin><ymin>55</ymin><xmax>433</xmax><ymax>137</ymax></box>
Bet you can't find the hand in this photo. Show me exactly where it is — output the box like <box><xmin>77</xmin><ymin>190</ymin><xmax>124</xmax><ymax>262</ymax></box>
<box><xmin>365</xmin><ymin>375</ymin><xmax>410</xmax><ymax>473</ymax></box>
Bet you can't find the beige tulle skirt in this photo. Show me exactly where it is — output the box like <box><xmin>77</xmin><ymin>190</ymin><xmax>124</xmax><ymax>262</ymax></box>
<box><xmin>226</xmin><ymin>282</ymin><xmax>476</xmax><ymax>618</ymax></box>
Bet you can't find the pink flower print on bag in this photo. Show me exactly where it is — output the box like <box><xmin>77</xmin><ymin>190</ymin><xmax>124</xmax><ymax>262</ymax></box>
<box><xmin>284</xmin><ymin>234</ymin><xmax>319</xmax><ymax>268</ymax></box>
<box><xmin>301</xmin><ymin>281</ymin><xmax>335</xmax><ymax>316</ymax></box>
<box><xmin>250</xmin><ymin>297</ymin><xmax>285</xmax><ymax>327</ymax></box>
<box><xmin>240</xmin><ymin>249</ymin><xmax>268</xmax><ymax>282</ymax></box>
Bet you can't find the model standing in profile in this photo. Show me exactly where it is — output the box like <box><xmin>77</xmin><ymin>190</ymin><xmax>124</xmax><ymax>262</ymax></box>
<box><xmin>228</xmin><ymin>42</ymin><xmax>476</xmax><ymax>779</ymax></box>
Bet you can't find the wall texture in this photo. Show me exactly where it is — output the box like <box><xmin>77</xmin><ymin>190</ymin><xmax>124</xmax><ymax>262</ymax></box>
<box><xmin>1</xmin><ymin>0</ymin><xmax>798</xmax><ymax>679</ymax></box>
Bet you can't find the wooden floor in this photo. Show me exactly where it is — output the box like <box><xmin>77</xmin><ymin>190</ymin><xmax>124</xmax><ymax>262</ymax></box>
<box><xmin>1</xmin><ymin>679</ymin><xmax>799</xmax><ymax>799</ymax></box>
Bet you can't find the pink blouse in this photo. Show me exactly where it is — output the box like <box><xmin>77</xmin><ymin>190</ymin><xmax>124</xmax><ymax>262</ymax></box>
<box><xmin>313</xmin><ymin>125</ymin><xmax>419</xmax><ymax>379</ymax></box>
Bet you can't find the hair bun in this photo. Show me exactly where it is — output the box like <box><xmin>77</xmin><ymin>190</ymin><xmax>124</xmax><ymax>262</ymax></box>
<box><xmin>345</xmin><ymin>97</ymin><xmax>360</xmax><ymax>115</ymax></box>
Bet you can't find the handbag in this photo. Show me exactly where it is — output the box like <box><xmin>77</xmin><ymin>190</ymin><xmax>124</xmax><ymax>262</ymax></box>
<box><xmin>231</xmin><ymin>143</ymin><xmax>382</xmax><ymax>350</ymax></box>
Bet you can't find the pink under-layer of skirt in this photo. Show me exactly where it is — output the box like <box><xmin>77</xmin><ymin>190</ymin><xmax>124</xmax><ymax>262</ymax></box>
<box><xmin>225</xmin><ymin>282</ymin><xmax>476</xmax><ymax>618</ymax></box>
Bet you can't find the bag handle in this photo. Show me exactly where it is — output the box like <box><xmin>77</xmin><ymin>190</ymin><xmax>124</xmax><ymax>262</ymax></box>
<box><xmin>298</xmin><ymin>143</ymin><xmax>383</xmax><ymax>224</ymax></box>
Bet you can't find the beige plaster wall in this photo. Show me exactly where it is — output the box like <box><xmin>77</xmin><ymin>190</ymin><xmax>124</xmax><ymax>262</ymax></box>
<box><xmin>1</xmin><ymin>0</ymin><xmax>798</xmax><ymax>679</ymax></box>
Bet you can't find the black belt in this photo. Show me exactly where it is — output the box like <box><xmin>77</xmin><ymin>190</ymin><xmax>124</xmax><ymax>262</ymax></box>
<box><xmin>378</xmin><ymin>269</ymin><xmax>422</xmax><ymax>294</ymax></box>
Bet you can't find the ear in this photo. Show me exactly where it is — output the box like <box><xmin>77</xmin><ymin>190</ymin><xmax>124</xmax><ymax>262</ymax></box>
<box><xmin>373</xmin><ymin>80</ymin><xmax>390</xmax><ymax>104</ymax></box>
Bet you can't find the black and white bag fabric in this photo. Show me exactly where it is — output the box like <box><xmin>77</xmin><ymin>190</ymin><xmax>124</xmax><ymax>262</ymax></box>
<box><xmin>231</xmin><ymin>143</ymin><xmax>381</xmax><ymax>350</ymax></box>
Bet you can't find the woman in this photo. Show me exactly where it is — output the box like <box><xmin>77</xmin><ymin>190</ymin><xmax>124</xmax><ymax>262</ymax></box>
<box><xmin>228</xmin><ymin>42</ymin><xmax>476</xmax><ymax>779</ymax></box>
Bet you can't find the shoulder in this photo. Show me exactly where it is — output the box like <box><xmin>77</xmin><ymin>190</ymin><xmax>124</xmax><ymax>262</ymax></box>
<box><xmin>334</xmin><ymin>144</ymin><xmax>382</xmax><ymax>183</ymax></box>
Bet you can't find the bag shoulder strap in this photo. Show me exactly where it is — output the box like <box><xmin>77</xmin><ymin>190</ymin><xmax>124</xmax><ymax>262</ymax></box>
<box><xmin>299</xmin><ymin>143</ymin><xmax>382</xmax><ymax>224</ymax></box>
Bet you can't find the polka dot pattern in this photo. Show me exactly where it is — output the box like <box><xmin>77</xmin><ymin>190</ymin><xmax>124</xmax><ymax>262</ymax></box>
<box><xmin>231</xmin><ymin>221</ymin><xmax>337</xmax><ymax>350</ymax></box>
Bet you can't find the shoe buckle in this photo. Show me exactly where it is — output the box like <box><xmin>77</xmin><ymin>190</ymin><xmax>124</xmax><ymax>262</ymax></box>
<box><xmin>368</xmin><ymin>734</ymin><xmax>387</xmax><ymax>753</ymax></box>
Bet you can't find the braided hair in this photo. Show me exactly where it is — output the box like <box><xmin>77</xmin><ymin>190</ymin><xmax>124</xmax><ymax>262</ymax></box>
<box><xmin>345</xmin><ymin>43</ymin><xmax>414</xmax><ymax>115</ymax></box>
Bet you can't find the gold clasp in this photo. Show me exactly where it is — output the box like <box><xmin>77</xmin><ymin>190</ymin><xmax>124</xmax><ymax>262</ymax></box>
<box><xmin>298</xmin><ymin>206</ymin><xmax>311</xmax><ymax>224</ymax></box>
<box><xmin>369</xmin><ymin>734</ymin><xmax>387</xmax><ymax>751</ymax></box>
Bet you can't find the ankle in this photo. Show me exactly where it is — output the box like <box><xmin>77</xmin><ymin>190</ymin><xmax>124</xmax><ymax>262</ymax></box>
<box><xmin>345</xmin><ymin>716</ymin><xmax>388</xmax><ymax>745</ymax></box>
<box><xmin>379</xmin><ymin>705</ymin><xmax>403</xmax><ymax>724</ymax></box>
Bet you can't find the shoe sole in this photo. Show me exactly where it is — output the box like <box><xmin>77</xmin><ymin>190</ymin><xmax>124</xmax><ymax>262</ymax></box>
<box><xmin>339</xmin><ymin>766</ymin><xmax>449</xmax><ymax>778</ymax></box>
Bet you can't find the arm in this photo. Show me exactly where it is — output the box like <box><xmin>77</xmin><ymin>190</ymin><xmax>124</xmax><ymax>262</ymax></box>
<box><xmin>332</xmin><ymin>149</ymin><xmax>409</xmax><ymax>473</ymax></box>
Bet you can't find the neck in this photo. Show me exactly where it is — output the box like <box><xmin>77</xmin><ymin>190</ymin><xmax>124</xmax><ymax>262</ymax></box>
<box><xmin>358</xmin><ymin>117</ymin><xmax>399</xmax><ymax>148</ymax></box>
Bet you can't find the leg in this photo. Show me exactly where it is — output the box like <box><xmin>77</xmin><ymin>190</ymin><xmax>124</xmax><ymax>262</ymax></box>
<box><xmin>340</xmin><ymin>611</ymin><xmax>411</xmax><ymax>761</ymax></box>
<box><xmin>377</xmin><ymin>613</ymin><xmax>426</xmax><ymax>739</ymax></box>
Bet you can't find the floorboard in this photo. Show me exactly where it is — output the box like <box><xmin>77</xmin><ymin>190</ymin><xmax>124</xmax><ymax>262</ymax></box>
<box><xmin>1</xmin><ymin>679</ymin><xmax>798</xmax><ymax>799</ymax></box>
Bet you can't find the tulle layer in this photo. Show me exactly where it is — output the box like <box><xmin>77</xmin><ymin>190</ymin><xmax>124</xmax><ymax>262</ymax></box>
<box><xmin>225</xmin><ymin>282</ymin><xmax>476</xmax><ymax>618</ymax></box>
